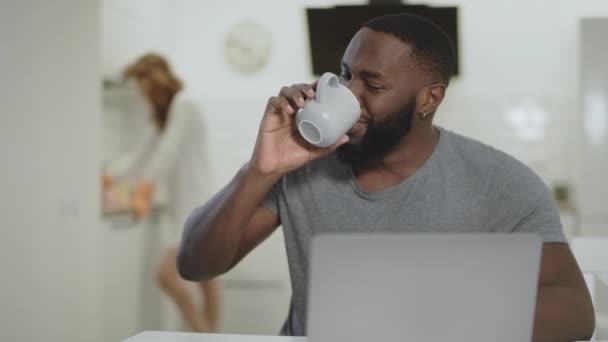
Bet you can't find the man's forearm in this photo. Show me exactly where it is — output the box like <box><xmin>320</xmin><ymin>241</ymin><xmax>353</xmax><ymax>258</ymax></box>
<box><xmin>532</xmin><ymin>285</ymin><xmax>595</xmax><ymax>342</ymax></box>
<box><xmin>177</xmin><ymin>164</ymin><xmax>279</xmax><ymax>281</ymax></box>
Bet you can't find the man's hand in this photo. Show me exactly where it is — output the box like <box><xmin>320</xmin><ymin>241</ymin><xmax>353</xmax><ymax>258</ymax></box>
<box><xmin>250</xmin><ymin>83</ymin><xmax>349</xmax><ymax>177</ymax></box>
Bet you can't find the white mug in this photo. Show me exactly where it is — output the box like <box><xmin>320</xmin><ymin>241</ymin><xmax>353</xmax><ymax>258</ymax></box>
<box><xmin>296</xmin><ymin>72</ymin><xmax>361</xmax><ymax>148</ymax></box>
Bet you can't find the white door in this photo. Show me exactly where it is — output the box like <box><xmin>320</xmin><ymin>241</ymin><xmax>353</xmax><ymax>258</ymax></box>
<box><xmin>579</xmin><ymin>18</ymin><xmax>608</xmax><ymax>235</ymax></box>
<box><xmin>0</xmin><ymin>1</ymin><xmax>102</xmax><ymax>341</ymax></box>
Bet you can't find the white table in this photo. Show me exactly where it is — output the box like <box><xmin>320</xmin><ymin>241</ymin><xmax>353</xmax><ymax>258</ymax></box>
<box><xmin>124</xmin><ymin>332</ymin><xmax>306</xmax><ymax>342</ymax></box>
<box><xmin>125</xmin><ymin>331</ymin><xmax>602</xmax><ymax>342</ymax></box>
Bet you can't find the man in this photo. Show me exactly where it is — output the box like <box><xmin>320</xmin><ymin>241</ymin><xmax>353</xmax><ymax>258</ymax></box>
<box><xmin>177</xmin><ymin>14</ymin><xmax>595</xmax><ymax>341</ymax></box>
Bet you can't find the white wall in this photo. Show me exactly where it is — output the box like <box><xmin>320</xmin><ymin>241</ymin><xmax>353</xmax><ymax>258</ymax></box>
<box><xmin>102</xmin><ymin>0</ymin><xmax>179</xmax><ymax>77</ymax></box>
<box><xmin>0</xmin><ymin>1</ymin><xmax>101</xmax><ymax>341</ymax></box>
<box><xmin>578</xmin><ymin>18</ymin><xmax>608</xmax><ymax>235</ymax></box>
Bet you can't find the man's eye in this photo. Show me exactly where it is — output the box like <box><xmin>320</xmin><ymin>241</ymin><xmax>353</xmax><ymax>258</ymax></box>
<box><xmin>339</xmin><ymin>72</ymin><xmax>351</xmax><ymax>81</ymax></box>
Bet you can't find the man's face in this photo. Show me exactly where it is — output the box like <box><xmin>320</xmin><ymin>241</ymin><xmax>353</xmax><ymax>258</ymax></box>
<box><xmin>336</xmin><ymin>28</ymin><xmax>425</xmax><ymax>169</ymax></box>
<box><xmin>336</xmin><ymin>95</ymin><xmax>417</xmax><ymax>169</ymax></box>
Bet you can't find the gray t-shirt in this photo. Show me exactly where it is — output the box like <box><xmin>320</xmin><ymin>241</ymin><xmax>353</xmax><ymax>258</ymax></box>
<box><xmin>262</xmin><ymin>127</ymin><xmax>566</xmax><ymax>336</ymax></box>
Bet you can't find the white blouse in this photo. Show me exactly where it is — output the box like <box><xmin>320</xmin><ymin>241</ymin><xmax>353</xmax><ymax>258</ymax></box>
<box><xmin>108</xmin><ymin>92</ymin><xmax>212</xmax><ymax>227</ymax></box>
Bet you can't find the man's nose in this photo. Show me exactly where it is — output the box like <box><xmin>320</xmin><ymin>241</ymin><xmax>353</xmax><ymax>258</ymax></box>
<box><xmin>344</xmin><ymin>80</ymin><xmax>364</xmax><ymax>107</ymax></box>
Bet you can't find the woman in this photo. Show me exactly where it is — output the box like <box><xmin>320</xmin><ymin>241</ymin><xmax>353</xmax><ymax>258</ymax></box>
<box><xmin>104</xmin><ymin>53</ymin><xmax>221</xmax><ymax>332</ymax></box>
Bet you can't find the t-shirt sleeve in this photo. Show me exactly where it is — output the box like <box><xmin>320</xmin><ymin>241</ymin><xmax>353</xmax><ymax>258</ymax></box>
<box><xmin>490</xmin><ymin>157</ymin><xmax>567</xmax><ymax>244</ymax></box>
<box><xmin>511</xmin><ymin>183</ymin><xmax>567</xmax><ymax>244</ymax></box>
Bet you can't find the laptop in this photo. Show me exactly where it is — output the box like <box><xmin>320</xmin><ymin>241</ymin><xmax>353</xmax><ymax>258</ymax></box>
<box><xmin>306</xmin><ymin>233</ymin><xmax>542</xmax><ymax>342</ymax></box>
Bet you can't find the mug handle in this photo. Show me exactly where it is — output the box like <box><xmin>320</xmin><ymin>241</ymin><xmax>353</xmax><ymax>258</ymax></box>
<box><xmin>315</xmin><ymin>72</ymin><xmax>339</xmax><ymax>104</ymax></box>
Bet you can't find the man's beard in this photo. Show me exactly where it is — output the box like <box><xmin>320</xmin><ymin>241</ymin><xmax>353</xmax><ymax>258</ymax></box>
<box><xmin>336</xmin><ymin>96</ymin><xmax>417</xmax><ymax>170</ymax></box>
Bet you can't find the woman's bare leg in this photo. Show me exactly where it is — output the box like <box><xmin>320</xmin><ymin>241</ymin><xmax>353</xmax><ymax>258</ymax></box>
<box><xmin>198</xmin><ymin>278</ymin><xmax>222</xmax><ymax>332</ymax></box>
<box><xmin>156</xmin><ymin>245</ymin><xmax>211</xmax><ymax>332</ymax></box>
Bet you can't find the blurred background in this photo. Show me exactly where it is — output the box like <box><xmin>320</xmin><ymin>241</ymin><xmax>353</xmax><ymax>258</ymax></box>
<box><xmin>1</xmin><ymin>0</ymin><xmax>608</xmax><ymax>341</ymax></box>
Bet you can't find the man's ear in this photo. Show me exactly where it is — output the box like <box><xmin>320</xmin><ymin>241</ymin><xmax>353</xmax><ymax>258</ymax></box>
<box><xmin>417</xmin><ymin>83</ymin><xmax>446</xmax><ymax>115</ymax></box>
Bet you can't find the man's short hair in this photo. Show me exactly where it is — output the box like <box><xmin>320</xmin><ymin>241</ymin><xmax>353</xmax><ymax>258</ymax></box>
<box><xmin>364</xmin><ymin>13</ymin><xmax>456</xmax><ymax>85</ymax></box>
